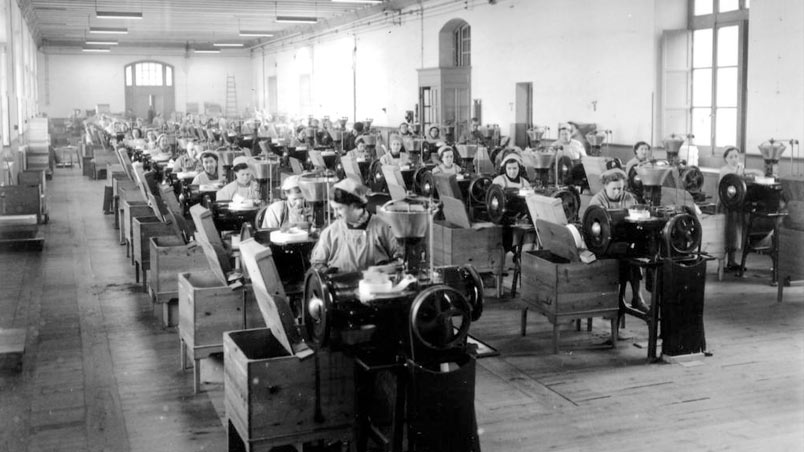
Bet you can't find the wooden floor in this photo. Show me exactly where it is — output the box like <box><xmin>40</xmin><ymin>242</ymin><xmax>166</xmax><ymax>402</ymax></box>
<box><xmin>1</xmin><ymin>166</ymin><xmax>803</xmax><ymax>452</ymax></box>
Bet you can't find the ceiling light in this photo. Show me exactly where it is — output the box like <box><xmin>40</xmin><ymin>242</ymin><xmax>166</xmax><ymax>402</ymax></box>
<box><xmin>331</xmin><ymin>0</ymin><xmax>382</xmax><ymax>3</ymax></box>
<box><xmin>96</xmin><ymin>11</ymin><xmax>143</xmax><ymax>20</ymax></box>
<box><xmin>89</xmin><ymin>27</ymin><xmax>128</xmax><ymax>34</ymax></box>
<box><xmin>238</xmin><ymin>30</ymin><xmax>275</xmax><ymax>37</ymax></box>
<box><xmin>275</xmin><ymin>16</ymin><xmax>318</xmax><ymax>24</ymax></box>
<box><xmin>213</xmin><ymin>43</ymin><xmax>245</xmax><ymax>47</ymax></box>
<box><xmin>85</xmin><ymin>40</ymin><xmax>118</xmax><ymax>45</ymax></box>
<box><xmin>194</xmin><ymin>49</ymin><xmax>221</xmax><ymax>54</ymax></box>
<box><xmin>82</xmin><ymin>47</ymin><xmax>111</xmax><ymax>53</ymax></box>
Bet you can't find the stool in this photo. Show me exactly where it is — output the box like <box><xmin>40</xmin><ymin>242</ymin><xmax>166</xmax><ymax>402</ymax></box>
<box><xmin>738</xmin><ymin>207</ymin><xmax>787</xmax><ymax>285</ymax></box>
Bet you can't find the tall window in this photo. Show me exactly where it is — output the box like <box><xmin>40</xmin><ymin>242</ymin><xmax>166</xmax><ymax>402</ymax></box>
<box><xmin>453</xmin><ymin>23</ymin><xmax>470</xmax><ymax>67</ymax></box>
<box><xmin>689</xmin><ymin>0</ymin><xmax>749</xmax><ymax>153</ymax></box>
<box><xmin>125</xmin><ymin>61</ymin><xmax>174</xmax><ymax>87</ymax></box>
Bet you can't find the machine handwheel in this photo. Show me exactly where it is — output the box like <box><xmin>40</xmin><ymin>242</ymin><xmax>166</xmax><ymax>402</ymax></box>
<box><xmin>468</xmin><ymin>176</ymin><xmax>492</xmax><ymax>205</ymax></box>
<box><xmin>302</xmin><ymin>269</ymin><xmax>333</xmax><ymax>348</ymax></box>
<box><xmin>368</xmin><ymin>160</ymin><xmax>387</xmax><ymax>193</ymax></box>
<box><xmin>581</xmin><ymin>204</ymin><xmax>614</xmax><ymax>256</ymax></box>
<box><xmin>663</xmin><ymin>213</ymin><xmax>702</xmax><ymax>256</ymax></box>
<box><xmin>718</xmin><ymin>173</ymin><xmax>747</xmax><ymax>211</ymax></box>
<box><xmin>552</xmin><ymin>189</ymin><xmax>581</xmax><ymax>223</ymax></box>
<box><xmin>461</xmin><ymin>265</ymin><xmax>484</xmax><ymax>321</ymax></box>
<box><xmin>628</xmin><ymin>166</ymin><xmax>643</xmax><ymax>199</ymax></box>
<box><xmin>410</xmin><ymin>285</ymin><xmax>472</xmax><ymax>351</ymax></box>
<box><xmin>414</xmin><ymin>167</ymin><xmax>436</xmax><ymax>197</ymax></box>
<box><xmin>555</xmin><ymin>155</ymin><xmax>574</xmax><ymax>186</ymax></box>
<box><xmin>680</xmin><ymin>166</ymin><xmax>705</xmax><ymax>192</ymax></box>
<box><xmin>485</xmin><ymin>184</ymin><xmax>508</xmax><ymax>225</ymax></box>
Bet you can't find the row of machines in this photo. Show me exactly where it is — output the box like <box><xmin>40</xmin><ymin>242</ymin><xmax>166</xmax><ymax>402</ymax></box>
<box><xmin>0</xmin><ymin>168</ymin><xmax>48</xmax><ymax>251</ymax></box>
<box><xmin>104</xmin><ymin>123</ymin><xmax>488</xmax><ymax>451</ymax></box>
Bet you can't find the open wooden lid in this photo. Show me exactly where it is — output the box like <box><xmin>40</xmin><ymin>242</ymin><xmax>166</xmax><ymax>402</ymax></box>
<box><xmin>535</xmin><ymin>219</ymin><xmax>581</xmax><ymax>262</ymax></box>
<box><xmin>189</xmin><ymin>204</ymin><xmax>233</xmax><ymax>285</ymax></box>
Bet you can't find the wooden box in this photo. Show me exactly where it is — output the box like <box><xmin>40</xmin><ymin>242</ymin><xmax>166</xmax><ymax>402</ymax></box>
<box><xmin>178</xmin><ymin>272</ymin><xmax>265</xmax><ymax>393</ymax></box>
<box><xmin>132</xmin><ymin>216</ymin><xmax>174</xmax><ymax>287</ymax></box>
<box><xmin>224</xmin><ymin>328</ymin><xmax>354</xmax><ymax>450</ymax></box>
<box><xmin>778</xmin><ymin>227</ymin><xmax>804</xmax><ymax>302</ymax></box>
<box><xmin>148</xmin><ymin>236</ymin><xmax>209</xmax><ymax>304</ymax></box>
<box><xmin>431</xmin><ymin>221</ymin><xmax>504</xmax><ymax>296</ymax></box>
<box><xmin>121</xmin><ymin>198</ymin><xmax>150</xmax><ymax>255</ymax></box>
<box><xmin>699</xmin><ymin>213</ymin><xmax>726</xmax><ymax>280</ymax></box>
<box><xmin>520</xmin><ymin>240</ymin><xmax>620</xmax><ymax>353</ymax></box>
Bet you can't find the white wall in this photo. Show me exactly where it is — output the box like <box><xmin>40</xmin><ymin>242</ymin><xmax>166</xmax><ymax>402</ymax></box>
<box><xmin>39</xmin><ymin>51</ymin><xmax>253</xmax><ymax>118</ymax></box>
<box><xmin>745</xmin><ymin>0</ymin><xmax>804</xmax><ymax>156</ymax></box>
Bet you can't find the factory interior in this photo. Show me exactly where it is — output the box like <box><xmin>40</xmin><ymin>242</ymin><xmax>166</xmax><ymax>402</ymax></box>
<box><xmin>0</xmin><ymin>0</ymin><xmax>803</xmax><ymax>451</ymax></box>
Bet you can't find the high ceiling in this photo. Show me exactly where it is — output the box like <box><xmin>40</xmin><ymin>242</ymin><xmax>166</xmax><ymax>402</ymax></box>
<box><xmin>23</xmin><ymin>0</ymin><xmax>403</xmax><ymax>50</ymax></box>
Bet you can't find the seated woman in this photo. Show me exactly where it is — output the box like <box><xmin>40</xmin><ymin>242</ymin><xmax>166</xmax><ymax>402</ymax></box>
<box><xmin>550</xmin><ymin>124</ymin><xmax>587</xmax><ymax>161</ymax></box>
<box><xmin>589</xmin><ymin>168</ymin><xmax>647</xmax><ymax>312</ymax></box>
<box><xmin>347</xmin><ymin>138</ymin><xmax>371</xmax><ymax>161</ymax></box>
<box><xmin>172</xmin><ymin>142</ymin><xmax>202</xmax><ymax>173</ymax></box>
<box><xmin>718</xmin><ymin>146</ymin><xmax>763</xmax><ymax>271</ymax></box>
<box><xmin>191</xmin><ymin>152</ymin><xmax>223</xmax><ymax>185</ymax></box>
<box><xmin>492</xmin><ymin>153</ymin><xmax>530</xmax><ymax>189</ymax></box>
<box><xmin>398</xmin><ymin>122</ymin><xmax>413</xmax><ymax>137</ymax></box>
<box><xmin>216</xmin><ymin>157</ymin><xmax>261</xmax><ymax>202</ymax></box>
<box><xmin>310</xmin><ymin>179</ymin><xmax>401</xmax><ymax>273</ymax></box>
<box><xmin>379</xmin><ymin>135</ymin><xmax>410</xmax><ymax>167</ymax></box>
<box><xmin>432</xmin><ymin>145</ymin><xmax>461</xmax><ymax>175</ymax></box>
<box><xmin>261</xmin><ymin>175</ymin><xmax>309</xmax><ymax>229</ymax></box>
<box><xmin>625</xmin><ymin>141</ymin><xmax>652</xmax><ymax>178</ymax></box>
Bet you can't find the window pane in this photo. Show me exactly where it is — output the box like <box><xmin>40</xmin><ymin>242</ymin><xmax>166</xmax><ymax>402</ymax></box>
<box><xmin>716</xmin><ymin>67</ymin><xmax>738</xmax><ymax>107</ymax></box>
<box><xmin>125</xmin><ymin>66</ymin><xmax>132</xmax><ymax>86</ymax></box>
<box><xmin>693</xmin><ymin>29</ymin><xmax>713</xmax><ymax>68</ymax></box>
<box><xmin>166</xmin><ymin>66</ymin><xmax>173</xmax><ymax>86</ymax></box>
<box><xmin>717</xmin><ymin>26</ymin><xmax>739</xmax><ymax>67</ymax></box>
<box><xmin>745</xmin><ymin>0</ymin><xmax>750</xmax><ymax>8</ymax></box>
<box><xmin>715</xmin><ymin>108</ymin><xmax>737</xmax><ymax>148</ymax></box>
<box><xmin>692</xmin><ymin>108</ymin><xmax>712</xmax><ymax>146</ymax></box>
<box><xmin>694</xmin><ymin>0</ymin><xmax>713</xmax><ymax>16</ymax></box>
<box><xmin>692</xmin><ymin>68</ymin><xmax>712</xmax><ymax>107</ymax></box>
<box><xmin>719</xmin><ymin>0</ymin><xmax>738</xmax><ymax>12</ymax></box>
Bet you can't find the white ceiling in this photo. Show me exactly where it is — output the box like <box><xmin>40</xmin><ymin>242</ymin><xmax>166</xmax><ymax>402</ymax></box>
<box><xmin>23</xmin><ymin>0</ymin><xmax>402</xmax><ymax>50</ymax></box>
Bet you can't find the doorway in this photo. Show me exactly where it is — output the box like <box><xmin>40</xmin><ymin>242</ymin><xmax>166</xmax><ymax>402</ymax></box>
<box><xmin>124</xmin><ymin>61</ymin><xmax>175</xmax><ymax>121</ymax></box>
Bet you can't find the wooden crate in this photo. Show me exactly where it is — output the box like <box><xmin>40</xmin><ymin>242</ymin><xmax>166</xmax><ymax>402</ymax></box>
<box><xmin>149</xmin><ymin>236</ymin><xmax>209</xmax><ymax>304</ymax></box>
<box><xmin>132</xmin><ymin>216</ymin><xmax>174</xmax><ymax>287</ymax></box>
<box><xmin>121</xmin><ymin>198</ymin><xmax>151</xmax><ymax>257</ymax></box>
<box><xmin>778</xmin><ymin>227</ymin><xmax>804</xmax><ymax>302</ymax></box>
<box><xmin>431</xmin><ymin>221</ymin><xmax>505</xmax><ymax>297</ymax></box>
<box><xmin>521</xmin><ymin>250</ymin><xmax>620</xmax><ymax>353</ymax></box>
<box><xmin>224</xmin><ymin>328</ymin><xmax>354</xmax><ymax>451</ymax></box>
<box><xmin>699</xmin><ymin>213</ymin><xmax>727</xmax><ymax>280</ymax></box>
<box><xmin>179</xmin><ymin>271</ymin><xmax>263</xmax><ymax>393</ymax></box>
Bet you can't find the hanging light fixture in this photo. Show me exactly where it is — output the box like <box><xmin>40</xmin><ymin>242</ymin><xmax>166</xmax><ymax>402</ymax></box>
<box><xmin>89</xmin><ymin>27</ymin><xmax>128</xmax><ymax>34</ymax></box>
<box><xmin>96</xmin><ymin>11</ymin><xmax>142</xmax><ymax>19</ymax></box>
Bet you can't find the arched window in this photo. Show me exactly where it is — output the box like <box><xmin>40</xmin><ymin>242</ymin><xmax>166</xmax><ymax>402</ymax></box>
<box><xmin>453</xmin><ymin>23</ymin><xmax>471</xmax><ymax>67</ymax></box>
<box><xmin>125</xmin><ymin>61</ymin><xmax>174</xmax><ymax>87</ymax></box>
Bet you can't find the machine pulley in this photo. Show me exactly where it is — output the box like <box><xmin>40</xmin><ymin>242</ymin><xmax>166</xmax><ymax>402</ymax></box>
<box><xmin>409</xmin><ymin>286</ymin><xmax>471</xmax><ymax>351</ymax></box>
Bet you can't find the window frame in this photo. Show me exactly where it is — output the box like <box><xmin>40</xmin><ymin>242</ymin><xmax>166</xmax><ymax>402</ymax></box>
<box><xmin>125</xmin><ymin>61</ymin><xmax>174</xmax><ymax>87</ymax></box>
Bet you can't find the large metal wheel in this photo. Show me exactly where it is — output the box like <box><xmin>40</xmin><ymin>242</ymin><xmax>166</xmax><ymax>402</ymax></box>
<box><xmin>410</xmin><ymin>285</ymin><xmax>471</xmax><ymax>351</ymax></box>
<box><xmin>680</xmin><ymin>166</ymin><xmax>705</xmax><ymax>193</ymax></box>
<box><xmin>461</xmin><ymin>265</ymin><xmax>484</xmax><ymax>321</ymax></box>
<box><xmin>414</xmin><ymin>167</ymin><xmax>437</xmax><ymax>197</ymax></box>
<box><xmin>718</xmin><ymin>173</ymin><xmax>747</xmax><ymax>211</ymax></box>
<box><xmin>468</xmin><ymin>176</ymin><xmax>492</xmax><ymax>205</ymax></box>
<box><xmin>552</xmin><ymin>188</ymin><xmax>581</xmax><ymax>223</ymax></box>
<box><xmin>628</xmin><ymin>166</ymin><xmax>644</xmax><ymax>199</ymax></box>
<box><xmin>302</xmin><ymin>269</ymin><xmax>333</xmax><ymax>349</ymax></box>
<box><xmin>485</xmin><ymin>184</ymin><xmax>509</xmax><ymax>225</ymax></box>
<box><xmin>663</xmin><ymin>213</ymin><xmax>702</xmax><ymax>256</ymax></box>
<box><xmin>581</xmin><ymin>205</ymin><xmax>617</xmax><ymax>256</ymax></box>
<box><xmin>554</xmin><ymin>155</ymin><xmax>574</xmax><ymax>186</ymax></box>
<box><xmin>368</xmin><ymin>159</ymin><xmax>387</xmax><ymax>193</ymax></box>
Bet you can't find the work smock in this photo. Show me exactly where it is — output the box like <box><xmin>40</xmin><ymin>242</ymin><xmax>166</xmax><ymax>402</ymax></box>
<box><xmin>551</xmin><ymin>138</ymin><xmax>587</xmax><ymax>161</ymax></box>
<box><xmin>216</xmin><ymin>180</ymin><xmax>261</xmax><ymax>201</ymax></box>
<box><xmin>191</xmin><ymin>171</ymin><xmax>222</xmax><ymax>185</ymax></box>
<box><xmin>432</xmin><ymin>164</ymin><xmax>460</xmax><ymax>175</ymax></box>
<box><xmin>310</xmin><ymin>214</ymin><xmax>401</xmax><ymax>273</ymax></box>
<box><xmin>589</xmin><ymin>190</ymin><xmax>637</xmax><ymax>209</ymax></box>
<box><xmin>491</xmin><ymin>174</ymin><xmax>530</xmax><ymax>190</ymax></box>
<box><xmin>261</xmin><ymin>200</ymin><xmax>307</xmax><ymax>229</ymax></box>
<box><xmin>379</xmin><ymin>152</ymin><xmax>410</xmax><ymax>167</ymax></box>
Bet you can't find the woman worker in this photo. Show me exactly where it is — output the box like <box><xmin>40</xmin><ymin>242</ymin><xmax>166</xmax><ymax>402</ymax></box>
<box><xmin>432</xmin><ymin>145</ymin><xmax>461</xmax><ymax>175</ymax></box>
<box><xmin>589</xmin><ymin>167</ymin><xmax>648</xmax><ymax>312</ymax></box>
<box><xmin>216</xmin><ymin>156</ymin><xmax>261</xmax><ymax>202</ymax></box>
<box><xmin>550</xmin><ymin>124</ymin><xmax>587</xmax><ymax>160</ymax></box>
<box><xmin>172</xmin><ymin>142</ymin><xmax>202</xmax><ymax>173</ymax></box>
<box><xmin>261</xmin><ymin>175</ymin><xmax>309</xmax><ymax>229</ymax></box>
<box><xmin>492</xmin><ymin>153</ymin><xmax>530</xmax><ymax>189</ymax></box>
<box><xmin>191</xmin><ymin>151</ymin><xmax>223</xmax><ymax>185</ymax></box>
<box><xmin>719</xmin><ymin>146</ymin><xmax>763</xmax><ymax>271</ymax></box>
<box><xmin>625</xmin><ymin>141</ymin><xmax>652</xmax><ymax>179</ymax></box>
<box><xmin>379</xmin><ymin>135</ymin><xmax>410</xmax><ymax>167</ymax></box>
<box><xmin>310</xmin><ymin>179</ymin><xmax>401</xmax><ymax>273</ymax></box>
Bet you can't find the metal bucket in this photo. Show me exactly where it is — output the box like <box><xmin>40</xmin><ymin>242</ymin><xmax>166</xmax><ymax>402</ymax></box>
<box><xmin>527</xmin><ymin>128</ymin><xmax>545</xmax><ymax>143</ymax></box>
<box><xmin>218</xmin><ymin>150</ymin><xmax>235</xmax><ymax>166</ymax></box>
<box><xmin>298</xmin><ymin>172</ymin><xmax>338</xmax><ymax>202</ymax></box>
<box><xmin>252</xmin><ymin>158</ymin><xmax>279</xmax><ymax>179</ymax></box>
<box><xmin>636</xmin><ymin>163</ymin><xmax>672</xmax><ymax>186</ymax></box>
<box><xmin>377</xmin><ymin>198</ymin><xmax>431</xmax><ymax>239</ymax></box>
<box><xmin>759</xmin><ymin>139</ymin><xmax>786</xmax><ymax>161</ymax></box>
<box><xmin>586</xmin><ymin>132</ymin><xmax>606</xmax><ymax>147</ymax></box>
<box><xmin>527</xmin><ymin>151</ymin><xmax>554</xmax><ymax>169</ymax></box>
<box><xmin>663</xmin><ymin>135</ymin><xmax>685</xmax><ymax>157</ymax></box>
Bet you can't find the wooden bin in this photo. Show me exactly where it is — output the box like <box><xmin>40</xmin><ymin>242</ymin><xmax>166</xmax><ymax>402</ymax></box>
<box><xmin>121</xmin><ymin>198</ymin><xmax>150</xmax><ymax>256</ymax></box>
<box><xmin>178</xmin><ymin>272</ymin><xmax>264</xmax><ymax>392</ymax></box>
<box><xmin>431</xmin><ymin>221</ymin><xmax>505</xmax><ymax>297</ymax></box>
<box><xmin>699</xmin><ymin>213</ymin><xmax>726</xmax><ymax>280</ymax></box>
<box><xmin>148</xmin><ymin>236</ymin><xmax>209</xmax><ymax>304</ymax></box>
<box><xmin>132</xmin><ymin>216</ymin><xmax>174</xmax><ymax>288</ymax></box>
<box><xmin>778</xmin><ymin>227</ymin><xmax>804</xmax><ymax>302</ymax></box>
<box><xmin>521</xmin><ymin>250</ymin><xmax>620</xmax><ymax>353</ymax></box>
<box><xmin>224</xmin><ymin>328</ymin><xmax>354</xmax><ymax>451</ymax></box>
